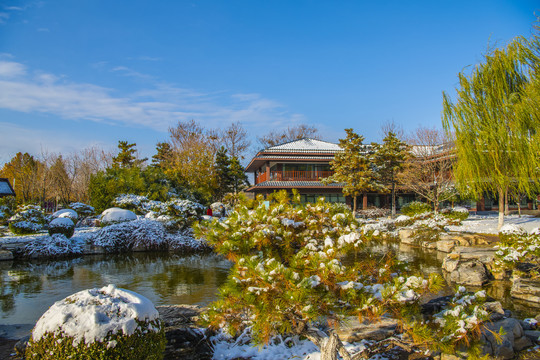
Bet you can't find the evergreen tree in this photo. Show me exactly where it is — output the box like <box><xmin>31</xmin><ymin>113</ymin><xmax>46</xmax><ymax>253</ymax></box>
<box><xmin>323</xmin><ymin>129</ymin><xmax>383</xmax><ymax>214</ymax></box>
<box><xmin>151</xmin><ymin>142</ymin><xmax>173</xmax><ymax>169</ymax></box>
<box><xmin>442</xmin><ymin>36</ymin><xmax>540</xmax><ymax>229</ymax></box>
<box><xmin>229</xmin><ymin>156</ymin><xmax>249</xmax><ymax>193</ymax></box>
<box><xmin>112</xmin><ymin>141</ymin><xmax>147</xmax><ymax>169</ymax></box>
<box><xmin>373</xmin><ymin>131</ymin><xmax>410</xmax><ymax>217</ymax></box>
<box><xmin>214</xmin><ymin>147</ymin><xmax>232</xmax><ymax>201</ymax></box>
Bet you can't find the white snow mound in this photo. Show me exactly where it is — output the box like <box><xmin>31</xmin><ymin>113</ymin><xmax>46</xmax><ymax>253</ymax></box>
<box><xmin>49</xmin><ymin>217</ymin><xmax>74</xmax><ymax>228</ymax></box>
<box><xmin>101</xmin><ymin>208</ymin><xmax>137</xmax><ymax>224</ymax></box>
<box><xmin>452</xmin><ymin>207</ymin><xmax>469</xmax><ymax>213</ymax></box>
<box><xmin>31</xmin><ymin>284</ymin><xmax>159</xmax><ymax>345</ymax></box>
<box><xmin>499</xmin><ymin>223</ymin><xmax>526</xmax><ymax>236</ymax></box>
<box><xmin>53</xmin><ymin>209</ymin><xmax>78</xmax><ymax>220</ymax></box>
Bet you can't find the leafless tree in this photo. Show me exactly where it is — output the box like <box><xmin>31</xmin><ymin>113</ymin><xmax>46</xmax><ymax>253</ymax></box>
<box><xmin>221</xmin><ymin>121</ymin><xmax>251</xmax><ymax>159</ymax></box>
<box><xmin>400</xmin><ymin>127</ymin><xmax>456</xmax><ymax>213</ymax></box>
<box><xmin>257</xmin><ymin>124</ymin><xmax>320</xmax><ymax>148</ymax></box>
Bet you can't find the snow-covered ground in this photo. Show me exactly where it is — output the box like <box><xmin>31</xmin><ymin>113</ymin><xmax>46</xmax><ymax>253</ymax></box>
<box><xmin>446</xmin><ymin>213</ymin><xmax>540</xmax><ymax>234</ymax></box>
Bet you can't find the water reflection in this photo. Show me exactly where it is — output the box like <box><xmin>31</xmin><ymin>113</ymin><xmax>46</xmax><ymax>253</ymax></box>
<box><xmin>0</xmin><ymin>253</ymin><xmax>231</xmax><ymax>326</ymax></box>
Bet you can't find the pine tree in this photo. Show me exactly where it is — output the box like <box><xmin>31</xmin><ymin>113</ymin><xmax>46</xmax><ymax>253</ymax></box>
<box><xmin>151</xmin><ymin>142</ymin><xmax>173</xmax><ymax>169</ymax></box>
<box><xmin>373</xmin><ymin>131</ymin><xmax>410</xmax><ymax>217</ymax></box>
<box><xmin>112</xmin><ymin>141</ymin><xmax>147</xmax><ymax>169</ymax></box>
<box><xmin>323</xmin><ymin>129</ymin><xmax>383</xmax><ymax>214</ymax></box>
<box><xmin>214</xmin><ymin>147</ymin><xmax>232</xmax><ymax>201</ymax></box>
<box><xmin>229</xmin><ymin>156</ymin><xmax>249</xmax><ymax>194</ymax></box>
<box><xmin>442</xmin><ymin>36</ymin><xmax>540</xmax><ymax>229</ymax></box>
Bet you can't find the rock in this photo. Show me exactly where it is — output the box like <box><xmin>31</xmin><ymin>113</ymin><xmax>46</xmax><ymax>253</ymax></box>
<box><xmin>484</xmin><ymin>301</ymin><xmax>505</xmax><ymax>321</ymax></box>
<box><xmin>443</xmin><ymin>259</ymin><xmax>490</xmax><ymax>286</ymax></box>
<box><xmin>421</xmin><ymin>241</ymin><xmax>437</xmax><ymax>250</ymax></box>
<box><xmin>524</xmin><ymin>330</ymin><xmax>540</xmax><ymax>343</ymax></box>
<box><xmin>83</xmin><ymin>244</ymin><xmax>105</xmax><ymax>254</ymax></box>
<box><xmin>157</xmin><ymin>305</ymin><xmax>212</xmax><ymax>360</ymax></box>
<box><xmin>398</xmin><ymin>229</ymin><xmax>415</xmax><ymax>244</ymax></box>
<box><xmin>511</xmin><ymin>278</ymin><xmax>540</xmax><ymax>304</ymax></box>
<box><xmin>436</xmin><ymin>239</ymin><xmax>456</xmax><ymax>253</ymax></box>
<box><xmin>482</xmin><ymin>318</ymin><xmax>532</xmax><ymax>359</ymax></box>
<box><xmin>14</xmin><ymin>334</ymin><xmax>30</xmax><ymax>357</ymax></box>
<box><xmin>421</xmin><ymin>295</ymin><xmax>453</xmax><ymax>315</ymax></box>
<box><xmin>0</xmin><ymin>249</ymin><xmax>13</xmax><ymax>261</ymax></box>
<box><xmin>335</xmin><ymin>317</ymin><xmax>397</xmax><ymax>342</ymax></box>
<box><xmin>157</xmin><ymin>305</ymin><xmax>204</xmax><ymax>327</ymax></box>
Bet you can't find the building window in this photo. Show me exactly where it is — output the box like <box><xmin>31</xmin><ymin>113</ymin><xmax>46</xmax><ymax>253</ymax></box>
<box><xmin>300</xmin><ymin>193</ymin><xmax>345</xmax><ymax>204</ymax></box>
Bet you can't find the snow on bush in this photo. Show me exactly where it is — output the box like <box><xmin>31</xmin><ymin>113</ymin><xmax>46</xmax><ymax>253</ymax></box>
<box><xmin>93</xmin><ymin>219</ymin><xmax>168</xmax><ymax>252</ymax></box>
<box><xmin>113</xmin><ymin>194</ymin><xmax>150</xmax><ymax>214</ymax></box>
<box><xmin>495</xmin><ymin>225</ymin><xmax>540</xmax><ymax>273</ymax></box>
<box><xmin>52</xmin><ymin>208</ymin><xmax>78</xmax><ymax>222</ymax></box>
<box><xmin>91</xmin><ymin>218</ymin><xmax>209</xmax><ymax>253</ymax></box>
<box><xmin>25</xmin><ymin>284</ymin><xmax>165</xmax><ymax>360</ymax></box>
<box><xmin>0</xmin><ymin>205</ymin><xmax>13</xmax><ymax>225</ymax></box>
<box><xmin>401</xmin><ymin>201</ymin><xmax>432</xmax><ymax>217</ymax></box>
<box><xmin>440</xmin><ymin>207</ymin><xmax>469</xmax><ymax>222</ymax></box>
<box><xmin>69</xmin><ymin>202</ymin><xmax>95</xmax><ymax>218</ymax></box>
<box><xmin>145</xmin><ymin>198</ymin><xmax>205</xmax><ymax>230</ymax></box>
<box><xmin>8</xmin><ymin>205</ymin><xmax>47</xmax><ymax>235</ymax></box>
<box><xmin>356</xmin><ymin>207</ymin><xmax>390</xmax><ymax>219</ymax></box>
<box><xmin>210</xmin><ymin>202</ymin><xmax>230</xmax><ymax>217</ymax></box>
<box><xmin>23</xmin><ymin>233</ymin><xmax>83</xmax><ymax>258</ymax></box>
<box><xmin>100</xmin><ymin>207</ymin><xmax>137</xmax><ymax>227</ymax></box>
<box><xmin>48</xmin><ymin>217</ymin><xmax>75</xmax><ymax>238</ymax></box>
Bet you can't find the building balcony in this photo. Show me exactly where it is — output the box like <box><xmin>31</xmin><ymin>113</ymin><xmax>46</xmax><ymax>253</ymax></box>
<box><xmin>255</xmin><ymin>170</ymin><xmax>334</xmax><ymax>184</ymax></box>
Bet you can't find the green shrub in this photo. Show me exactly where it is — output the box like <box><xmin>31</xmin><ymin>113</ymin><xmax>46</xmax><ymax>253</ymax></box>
<box><xmin>441</xmin><ymin>207</ymin><xmax>469</xmax><ymax>222</ymax></box>
<box><xmin>401</xmin><ymin>201</ymin><xmax>432</xmax><ymax>216</ymax></box>
<box><xmin>8</xmin><ymin>205</ymin><xmax>47</xmax><ymax>234</ymax></box>
<box><xmin>26</xmin><ymin>285</ymin><xmax>166</xmax><ymax>360</ymax></box>
<box><xmin>48</xmin><ymin>218</ymin><xmax>75</xmax><ymax>238</ymax></box>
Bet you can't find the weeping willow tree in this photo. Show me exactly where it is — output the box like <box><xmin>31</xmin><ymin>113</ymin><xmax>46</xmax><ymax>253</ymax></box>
<box><xmin>442</xmin><ymin>35</ymin><xmax>540</xmax><ymax>229</ymax></box>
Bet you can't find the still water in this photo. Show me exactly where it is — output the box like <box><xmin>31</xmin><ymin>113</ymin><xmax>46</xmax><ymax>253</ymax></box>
<box><xmin>0</xmin><ymin>253</ymin><xmax>231</xmax><ymax>327</ymax></box>
<box><xmin>0</xmin><ymin>242</ymin><xmax>537</xmax><ymax>333</ymax></box>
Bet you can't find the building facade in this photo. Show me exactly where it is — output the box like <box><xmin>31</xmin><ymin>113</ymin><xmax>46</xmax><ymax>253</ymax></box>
<box><xmin>245</xmin><ymin>138</ymin><xmax>347</xmax><ymax>203</ymax></box>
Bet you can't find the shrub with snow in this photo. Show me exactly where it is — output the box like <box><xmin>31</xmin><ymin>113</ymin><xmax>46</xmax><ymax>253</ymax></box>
<box><xmin>25</xmin><ymin>284</ymin><xmax>165</xmax><ymax>360</ymax></box>
<box><xmin>48</xmin><ymin>217</ymin><xmax>75</xmax><ymax>238</ymax></box>
<box><xmin>93</xmin><ymin>219</ymin><xmax>169</xmax><ymax>252</ymax></box>
<box><xmin>401</xmin><ymin>201</ymin><xmax>432</xmax><ymax>217</ymax></box>
<box><xmin>8</xmin><ymin>205</ymin><xmax>47</xmax><ymax>235</ymax></box>
<box><xmin>113</xmin><ymin>194</ymin><xmax>151</xmax><ymax>214</ymax></box>
<box><xmin>356</xmin><ymin>207</ymin><xmax>390</xmax><ymax>219</ymax></box>
<box><xmin>24</xmin><ymin>233</ymin><xmax>83</xmax><ymax>258</ymax></box>
<box><xmin>210</xmin><ymin>202</ymin><xmax>230</xmax><ymax>217</ymax></box>
<box><xmin>0</xmin><ymin>205</ymin><xmax>13</xmax><ymax>225</ymax></box>
<box><xmin>69</xmin><ymin>202</ymin><xmax>95</xmax><ymax>218</ymax></box>
<box><xmin>146</xmin><ymin>199</ymin><xmax>205</xmax><ymax>231</ymax></box>
<box><xmin>440</xmin><ymin>207</ymin><xmax>469</xmax><ymax>222</ymax></box>
<box><xmin>194</xmin><ymin>192</ymin><xmax>445</xmax><ymax>358</ymax></box>
<box><xmin>495</xmin><ymin>225</ymin><xmax>540</xmax><ymax>275</ymax></box>
<box><xmin>52</xmin><ymin>208</ymin><xmax>78</xmax><ymax>222</ymax></box>
<box><xmin>100</xmin><ymin>208</ymin><xmax>137</xmax><ymax>227</ymax></box>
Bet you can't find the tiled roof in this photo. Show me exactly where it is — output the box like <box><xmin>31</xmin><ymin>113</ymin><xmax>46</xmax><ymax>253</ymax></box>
<box><xmin>0</xmin><ymin>179</ymin><xmax>15</xmax><ymax>196</ymax></box>
<box><xmin>250</xmin><ymin>181</ymin><xmax>345</xmax><ymax>188</ymax></box>
<box><xmin>254</xmin><ymin>155</ymin><xmax>335</xmax><ymax>160</ymax></box>
<box><xmin>264</xmin><ymin>138</ymin><xmax>343</xmax><ymax>153</ymax></box>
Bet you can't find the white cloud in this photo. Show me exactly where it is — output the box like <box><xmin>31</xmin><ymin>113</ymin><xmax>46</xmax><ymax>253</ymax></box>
<box><xmin>0</xmin><ymin>61</ymin><xmax>27</xmax><ymax>77</ymax></box>
<box><xmin>0</xmin><ymin>60</ymin><xmax>305</xmax><ymax>132</ymax></box>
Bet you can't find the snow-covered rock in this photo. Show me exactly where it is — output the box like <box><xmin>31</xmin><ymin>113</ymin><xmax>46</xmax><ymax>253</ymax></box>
<box><xmin>52</xmin><ymin>209</ymin><xmax>78</xmax><ymax>221</ymax></box>
<box><xmin>26</xmin><ymin>284</ymin><xmax>165</xmax><ymax>359</ymax></box>
<box><xmin>100</xmin><ymin>208</ymin><xmax>137</xmax><ymax>226</ymax></box>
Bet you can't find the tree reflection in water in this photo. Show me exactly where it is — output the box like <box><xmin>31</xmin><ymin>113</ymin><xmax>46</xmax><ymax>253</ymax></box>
<box><xmin>0</xmin><ymin>253</ymin><xmax>232</xmax><ymax>326</ymax></box>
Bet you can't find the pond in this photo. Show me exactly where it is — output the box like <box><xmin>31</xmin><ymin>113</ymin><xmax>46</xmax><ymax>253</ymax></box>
<box><xmin>0</xmin><ymin>253</ymin><xmax>231</xmax><ymax>336</ymax></box>
<box><xmin>1</xmin><ymin>242</ymin><xmax>537</xmax><ymax>339</ymax></box>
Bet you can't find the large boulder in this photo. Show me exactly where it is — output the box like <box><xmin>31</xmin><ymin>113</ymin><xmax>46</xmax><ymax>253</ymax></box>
<box><xmin>511</xmin><ymin>278</ymin><xmax>540</xmax><ymax>304</ymax></box>
<box><xmin>25</xmin><ymin>284</ymin><xmax>165</xmax><ymax>360</ymax></box>
<box><xmin>52</xmin><ymin>209</ymin><xmax>78</xmax><ymax>222</ymax></box>
<box><xmin>442</xmin><ymin>257</ymin><xmax>490</xmax><ymax>286</ymax></box>
<box><xmin>481</xmin><ymin>318</ymin><xmax>532</xmax><ymax>359</ymax></box>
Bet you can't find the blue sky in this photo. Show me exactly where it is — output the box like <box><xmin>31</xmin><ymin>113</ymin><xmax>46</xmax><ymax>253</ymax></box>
<box><xmin>0</xmin><ymin>0</ymin><xmax>538</xmax><ymax>164</ymax></box>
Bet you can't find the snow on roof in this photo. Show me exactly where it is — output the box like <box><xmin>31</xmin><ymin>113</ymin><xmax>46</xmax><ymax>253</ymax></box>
<box><xmin>264</xmin><ymin>138</ymin><xmax>343</xmax><ymax>153</ymax></box>
<box><xmin>0</xmin><ymin>179</ymin><xmax>14</xmax><ymax>196</ymax></box>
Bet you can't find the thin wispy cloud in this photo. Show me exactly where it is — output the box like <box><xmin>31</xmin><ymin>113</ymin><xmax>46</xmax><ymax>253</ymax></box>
<box><xmin>0</xmin><ymin>60</ymin><xmax>305</xmax><ymax>132</ymax></box>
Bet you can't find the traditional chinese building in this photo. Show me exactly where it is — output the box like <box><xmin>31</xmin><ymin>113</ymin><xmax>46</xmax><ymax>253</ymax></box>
<box><xmin>0</xmin><ymin>178</ymin><xmax>15</xmax><ymax>197</ymax></box>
